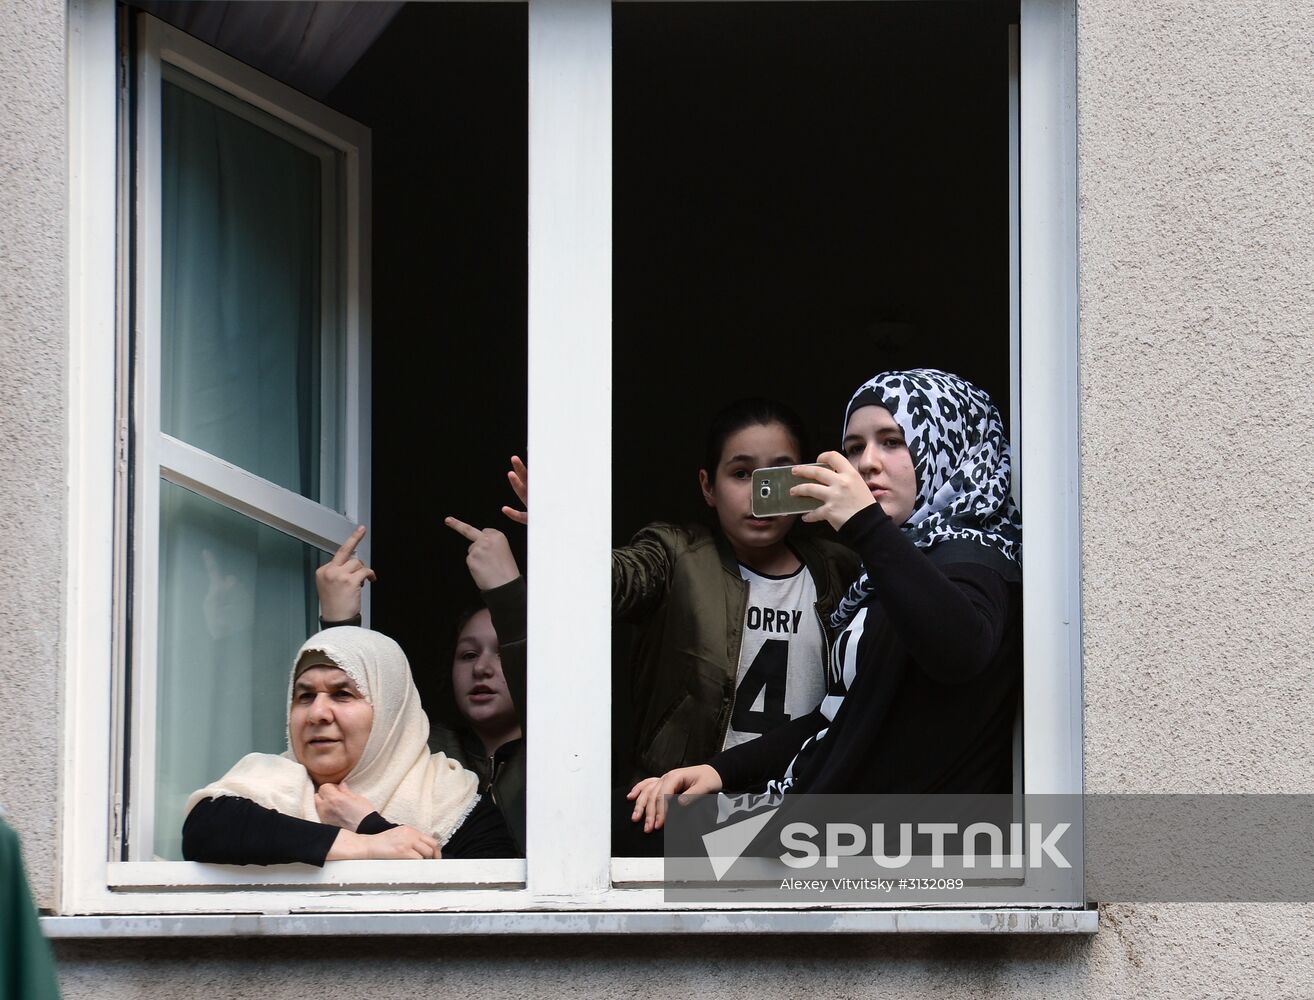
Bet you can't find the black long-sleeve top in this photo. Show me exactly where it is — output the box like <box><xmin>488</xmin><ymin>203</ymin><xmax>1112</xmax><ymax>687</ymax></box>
<box><xmin>709</xmin><ymin>502</ymin><xmax>1022</xmax><ymax>796</ymax></box>
<box><xmin>182</xmin><ymin>794</ymin><xmax>516</xmax><ymax>865</ymax></box>
<box><xmin>321</xmin><ymin>577</ymin><xmax>529</xmax><ymax>856</ymax></box>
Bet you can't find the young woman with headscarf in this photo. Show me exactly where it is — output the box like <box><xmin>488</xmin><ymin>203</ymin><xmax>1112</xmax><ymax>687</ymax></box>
<box><xmin>182</xmin><ymin>626</ymin><xmax>517</xmax><ymax>864</ymax></box>
<box><xmin>629</xmin><ymin>369</ymin><xmax>1024</xmax><ymax>828</ymax></box>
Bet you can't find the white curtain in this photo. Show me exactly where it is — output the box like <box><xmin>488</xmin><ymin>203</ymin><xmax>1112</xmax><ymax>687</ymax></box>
<box><xmin>153</xmin><ymin>79</ymin><xmax>326</xmax><ymax>861</ymax></box>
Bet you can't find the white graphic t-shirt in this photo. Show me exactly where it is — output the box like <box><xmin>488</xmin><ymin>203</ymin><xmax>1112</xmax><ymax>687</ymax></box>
<box><xmin>721</xmin><ymin>563</ymin><xmax>826</xmax><ymax>751</ymax></box>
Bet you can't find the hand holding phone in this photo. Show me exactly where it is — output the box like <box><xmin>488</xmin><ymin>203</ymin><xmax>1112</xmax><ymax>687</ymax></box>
<box><xmin>750</xmin><ymin>464</ymin><xmax>827</xmax><ymax>518</ymax></box>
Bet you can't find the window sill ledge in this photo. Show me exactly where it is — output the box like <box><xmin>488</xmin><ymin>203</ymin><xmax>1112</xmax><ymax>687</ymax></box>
<box><xmin>43</xmin><ymin>907</ymin><xmax>1096</xmax><ymax>937</ymax></box>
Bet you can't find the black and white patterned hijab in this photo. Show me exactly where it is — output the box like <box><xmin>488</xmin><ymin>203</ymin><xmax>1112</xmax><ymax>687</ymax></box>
<box><xmin>829</xmin><ymin>369</ymin><xmax>1023</xmax><ymax>629</ymax></box>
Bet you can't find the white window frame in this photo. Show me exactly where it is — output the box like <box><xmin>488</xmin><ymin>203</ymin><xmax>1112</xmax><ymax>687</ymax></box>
<box><xmin>56</xmin><ymin>0</ymin><xmax>1087</xmax><ymax>932</ymax></box>
<box><xmin>123</xmin><ymin>15</ymin><xmax>375</xmax><ymax>864</ymax></box>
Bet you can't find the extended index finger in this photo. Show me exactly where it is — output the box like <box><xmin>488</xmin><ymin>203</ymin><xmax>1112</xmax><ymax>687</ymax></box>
<box><xmin>444</xmin><ymin>515</ymin><xmax>482</xmax><ymax>543</ymax></box>
<box><xmin>331</xmin><ymin>525</ymin><xmax>367</xmax><ymax>565</ymax></box>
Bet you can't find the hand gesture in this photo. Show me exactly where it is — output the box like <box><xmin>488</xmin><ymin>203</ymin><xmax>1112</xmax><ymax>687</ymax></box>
<box><xmin>444</xmin><ymin>517</ymin><xmax>522</xmax><ymax>592</ymax></box>
<box><xmin>316</xmin><ymin>526</ymin><xmax>377</xmax><ymax>622</ymax></box>
<box><xmin>327</xmin><ymin>825</ymin><xmax>439</xmax><ymax>861</ymax></box>
<box><xmin>790</xmin><ymin>452</ymin><xmax>876</xmax><ymax>532</ymax></box>
<box><xmin>626</xmin><ymin>764</ymin><xmax>723</xmax><ymax>833</ymax></box>
<box><xmin>501</xmin><ymin>455</ymin><xmax>529</xmax><ymax>526</ymax></box>
<box><xmin>314</xmin><ymin>781</ymin><xmax>377</xmax><ymax>831</ymax></box>
<box><xmin>201</xmin><ymin>548</ymin><xmax>254</xmax><ymax>640</ymax></box>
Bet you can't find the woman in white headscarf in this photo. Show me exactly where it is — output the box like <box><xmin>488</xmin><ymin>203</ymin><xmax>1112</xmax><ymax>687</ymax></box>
<box><xmin>630</xmin><ymin>369</ymin><xmax>1024</xmax><ymax>828</ymax></box>
<box><xmin>182</xmin><ymin>626</ymin><xmax>515</xmax><ymax>864</ymax></box>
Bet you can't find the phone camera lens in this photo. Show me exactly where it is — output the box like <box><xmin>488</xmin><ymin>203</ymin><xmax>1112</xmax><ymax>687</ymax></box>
<box><xmin>759</xmin><ymin>483</ymin><xmax>771</xmax><ymax>499</ymax></box>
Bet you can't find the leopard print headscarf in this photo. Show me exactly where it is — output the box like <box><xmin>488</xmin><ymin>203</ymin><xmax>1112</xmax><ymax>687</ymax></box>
<box><xmin>830</xmin><ymin>369</ymin><xmax>1022</xmax><ymax>629</ymax></box>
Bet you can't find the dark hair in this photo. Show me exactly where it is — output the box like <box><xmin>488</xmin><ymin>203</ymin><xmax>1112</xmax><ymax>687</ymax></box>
<box><xmin>452</xmin><ymin>600</ymin><xmax>487</xmax><ymax>646</ymax></box>
<box><xmin>702</xmin><ymin>398</ymin><xmax>810</xmax><ymax>482</ymax></box>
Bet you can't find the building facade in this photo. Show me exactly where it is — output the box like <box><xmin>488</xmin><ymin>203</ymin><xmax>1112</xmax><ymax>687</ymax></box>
<box><xmin>3</xmin><ymin>0</ymin><xmax>1313</xmax><ymax>995</ymax></box>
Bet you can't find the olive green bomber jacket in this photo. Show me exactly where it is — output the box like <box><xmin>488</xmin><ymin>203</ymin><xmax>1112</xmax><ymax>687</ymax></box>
<box><xmin>613</xmin><ymin>522</ymin><xmax>861</xmax><ymax>778</ymax></box>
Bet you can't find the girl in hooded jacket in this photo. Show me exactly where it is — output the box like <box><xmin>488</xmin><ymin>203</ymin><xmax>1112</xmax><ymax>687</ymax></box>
<box><xmin>502</xmin><ymin>398</ymin><xmax>861</xmax><ymax>794</ymax></box>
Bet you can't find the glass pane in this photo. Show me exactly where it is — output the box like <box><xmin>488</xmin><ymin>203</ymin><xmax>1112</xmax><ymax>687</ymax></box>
<box><xmin>152</xmin><ymin>480</ymin><xmax>325</xmax><ymax>861</ymax></box>
<box><xmin>160</xmin><ymin>71</ymin><xmax>342</xmax><ymax>509</ymax></box>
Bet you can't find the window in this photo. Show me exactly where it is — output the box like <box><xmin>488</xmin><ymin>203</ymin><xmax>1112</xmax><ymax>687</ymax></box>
<box><xmin>60</xmin><ymin>0</ymin><xmax>1084</xmax><ymax>930</ymax></box>
<box><xmin>124</xmin><ymin>20</ymin><xmax>370</xmax><ymax>864</ymax></box>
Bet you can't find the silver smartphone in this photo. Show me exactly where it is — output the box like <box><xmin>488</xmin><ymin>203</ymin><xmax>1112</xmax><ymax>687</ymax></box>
<box><xmin>750</xmin><ymin>464</ymin><xmax>825</xmax><ymax>518</ymax></box>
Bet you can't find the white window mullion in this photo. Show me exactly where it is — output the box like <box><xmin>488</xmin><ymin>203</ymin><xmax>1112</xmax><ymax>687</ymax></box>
<box><xmin>1019</xmin><ymin>0</ymin><xmax>1082</xmax><ymax>801</ymax></box>
<box><xmin>526</xmin><ymin>0</ymin><xmax>613</xmax><ymax>897</ymax></box>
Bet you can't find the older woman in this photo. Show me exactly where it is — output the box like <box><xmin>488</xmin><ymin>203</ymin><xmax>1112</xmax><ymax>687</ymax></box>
<box><xmin>182</xmin><ymin>626</ymin><xmax>515</xmax><ymax>864</ymax></box>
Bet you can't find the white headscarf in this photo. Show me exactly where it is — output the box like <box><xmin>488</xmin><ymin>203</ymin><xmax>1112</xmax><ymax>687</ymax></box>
<box><xmin>184</xmin><ymin>627</ymin><xmax>479</xmax><ymax>847</ymax></box>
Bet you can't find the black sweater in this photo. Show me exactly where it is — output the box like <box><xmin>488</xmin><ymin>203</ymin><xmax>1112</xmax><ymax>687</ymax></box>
<box><xmin>182</xmin><ymin>794</ymin><xmax>517</xmax><ymax>865</ymax></box>
<box><xmin>709</xmin><ymin>502</ymin><xmax>1022</xmax><ymax>796</ymax></box>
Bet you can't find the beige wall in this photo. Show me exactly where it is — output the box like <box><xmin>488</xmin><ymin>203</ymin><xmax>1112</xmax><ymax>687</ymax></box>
<box><xmin>0</xmin><ymin>0</ymin><xmax>67</xmax><ymax>911</ymax></box>
<box><xmin>1</xmin><ymin>0</ymin><xmax>1312</xmax><ymax>995</ymax></box>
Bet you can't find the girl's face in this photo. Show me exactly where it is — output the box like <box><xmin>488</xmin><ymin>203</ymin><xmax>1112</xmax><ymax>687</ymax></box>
<box><xmin>699</xmin><ymin>421</ymin><xmax>802</xmax><ymax>559</ymax></box>
<box><xmin>451</xmin><ymin>609</ymin><xmax>518</xmax><ymax>735</ymax></box>
<box><xmin>289</xmin><ymin>665</ymin><xmax>374</xmax><ymax>786</ymax></box>
<box><xmin>842</xmin><ymin>404</ymin><xmax>918</xmax><ymax>526</ymax></box>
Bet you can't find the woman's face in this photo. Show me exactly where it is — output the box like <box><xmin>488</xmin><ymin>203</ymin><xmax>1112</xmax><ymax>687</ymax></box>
<box><xmin>843</xmin><ymin>404</ymin><xmax>918</xmax><ymax>526</ymax></box>
<box><xmin>451</xmin><ymin>609</ymin><xmax>518</xmax><ymax>735</ymax></box>
<box><xmin>289</xmin><ymin>665</ymin><xmax>373</xmax><ymax>786</ymax></box>
<box><xmin>699</xmin><ymin>421</ymin><xmax>802</xmax><ymax>560</ymax></box>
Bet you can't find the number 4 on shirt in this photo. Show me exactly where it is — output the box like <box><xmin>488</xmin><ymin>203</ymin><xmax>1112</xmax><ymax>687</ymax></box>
<box><xmin>730</xmin><ymin>639</ymin><xmax>789</xmax><ymax>735</ymax></box>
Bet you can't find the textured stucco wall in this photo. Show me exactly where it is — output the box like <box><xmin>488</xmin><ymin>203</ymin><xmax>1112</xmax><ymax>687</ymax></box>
<box><xmin>1079</xmin><ymin>0</ymin><xmax>1314</xmax><ymax>797</ymax></box>
<box><xmin>0</xmin><ymin>0</ymin><xmax>68</xmax><ymax>910</ymax></box>
<box><xmin>9</xmin><ymin>0</ymin><xmax>1314</xmax><ymax>995</ymax></box>
<box><xmin>1075</xmin><ymin>0</ymin><xmax>1314</xmax><ymax>993</ymax></box>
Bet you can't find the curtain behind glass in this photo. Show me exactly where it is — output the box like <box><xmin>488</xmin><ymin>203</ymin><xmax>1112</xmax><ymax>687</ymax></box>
<box><xmin>160</xmin><ymin>77</ymin><xmax>326</xmax><ymax>505</ymax></box>
<box><xmin>153</xmin><ymin>79</ymin><xmax>328</xmax><ymax>860</ymax></box>
<box><xmin>154</xmin><ymin>484</ymin><xmax>322</xmax><ymax>861</ymax></box>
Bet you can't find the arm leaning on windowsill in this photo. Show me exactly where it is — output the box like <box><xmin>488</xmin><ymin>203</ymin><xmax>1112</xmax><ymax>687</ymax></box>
<box><xmin>181</xmin><ymin>797</ymin><xmax>439</xmax><ymax>865</ymax></box>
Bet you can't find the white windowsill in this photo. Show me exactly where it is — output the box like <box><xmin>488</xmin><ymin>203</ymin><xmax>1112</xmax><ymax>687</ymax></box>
<box><xmin>42</xmin><ymin>908</ymin><xmax>1097</xmax><ymax>937</ymax></box>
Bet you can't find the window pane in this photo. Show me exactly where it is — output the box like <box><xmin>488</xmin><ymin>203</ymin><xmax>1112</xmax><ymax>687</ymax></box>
<box><xmin>160</xmin><ymin>72</ymin><xmax>343</xmax><ymax>509</ymax></box>
<box><xmin>152</xmin><ymin>481</ymin><xmax>324</xmax><ymax>861</ymax></box>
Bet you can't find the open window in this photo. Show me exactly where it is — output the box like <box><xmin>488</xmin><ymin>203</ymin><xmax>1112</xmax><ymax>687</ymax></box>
<box><xmin>609</xmin><ymin>3</ymin><xmax>1022</xmax><ymax>857</ymax></box>
<box><xmin>111</xmin><ymin>7</ymin><xmax>529</xmax><ymax>891</ymax></box>
<box><xmin>124</xmin><ymin>15</ymin><xmax>370</xmax><ymax>864</ymax></box>
<box><xmin>59</xmin><ymin>0</ymin><xmax>1083</xmax><ymax>930</ymax></box>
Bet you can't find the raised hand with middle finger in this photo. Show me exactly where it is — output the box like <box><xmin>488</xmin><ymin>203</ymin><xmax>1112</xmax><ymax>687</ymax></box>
<box><xmin>315</xmin><ymin>525</ymin><xmax>378</xmax><ymax>623</ymax></box>
<box><xmin>444</xmin><ymin>516</ymin><xmax>522</xmax><ymax>591</ymax></box>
